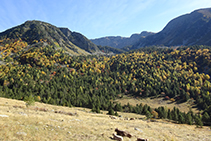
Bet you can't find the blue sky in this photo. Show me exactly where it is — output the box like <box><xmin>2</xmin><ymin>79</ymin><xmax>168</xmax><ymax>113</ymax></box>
<box><xmin>0</xmin><ymin>0</ymin><xmax>211</xmax><ymax>39</ymax></box>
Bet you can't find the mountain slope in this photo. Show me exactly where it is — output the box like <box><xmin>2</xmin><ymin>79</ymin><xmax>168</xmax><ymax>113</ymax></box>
<box><xmin>59</xmin><ymin>28</ymin><xmax>100</xmax><ymax>53</ymax></box>
<box><xmin>0</xmin><ymin>20</ymin><xmax>97</xmax><ymax>55</ymax></box>
<box><xmin>134</xmin><ymin>8</ymin><xmax>211</xmax><ymax>48</ymax></box>
<box><xmin>1</xmin><ymin>97</ymin><xmax>210</xmax><ymax>141</ymax></box>
<box><xmin>90</xmin><ymin>31</ymin><xmax>154</xmax><ymax>49</ymax></box>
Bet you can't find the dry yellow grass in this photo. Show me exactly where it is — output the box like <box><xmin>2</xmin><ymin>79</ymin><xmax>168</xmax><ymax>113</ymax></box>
<box><xmin>115</xmin><ymin>96</ymin><xmax>198</xmax><ymax>113</ymax></box>
<box><xmin>0</xmin><ymin>97</ymin><xmax>211</xmax><ymax>141</ymax></box>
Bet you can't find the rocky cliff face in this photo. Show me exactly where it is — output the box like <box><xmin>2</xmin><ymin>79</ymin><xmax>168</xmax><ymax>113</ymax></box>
<box><xmin>134</xmin><ymin>8</ymin><xmax>211</xmax><ymax>48</ymax></box>
<box><xmin>90</xmin><ymin>31</ymin><xmax>154</xmax><ymax>49</ymax></box>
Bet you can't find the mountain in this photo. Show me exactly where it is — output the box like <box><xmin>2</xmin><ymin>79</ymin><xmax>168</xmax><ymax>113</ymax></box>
<box><xmin>134</xmin><ymin>8</ymin><xmax>211</xmax><ymax>48</ymax></box>
<box><xmin>0</xmin><ymin>20</ymin><xmax>100</xmax><ymax>55</ymax></box>
<box><xmin>90</xmin><ymin>31</ymin><xmax>154</xmax><ymax>49</ymax></box>
<box><xmin>59</xmin><ymin>28</ymin><xmax>100</xmax><ymax>53</ymax></box>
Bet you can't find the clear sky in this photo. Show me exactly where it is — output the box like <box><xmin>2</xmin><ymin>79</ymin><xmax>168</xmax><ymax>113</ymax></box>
<box><xmin>0</xmin><ymin>0</ymin><xmax>211</xmax><ymax>39</ymax></box>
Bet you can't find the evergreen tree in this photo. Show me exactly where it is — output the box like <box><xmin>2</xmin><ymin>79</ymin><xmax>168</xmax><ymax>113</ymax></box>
<box><xmin>143</xmin><ymin>104</ymin><xmax>149</xmax><ymax>115</ymax></box>
<box><xmin>91</xmin><ymin>104</ymin><xmax>96</xmax><ymax>112</ymax></box>
<box><xmin>171</xmin><ymin>109</ymin><xmax>178</xmax><ymax>121</ymax></box>
<box><xmin>24</xmin><ymin>94</ymin><xmax>35</xmax><ymax>107</ymax></box>
<box><xmin>167</xmin><ymin>109</ymin><xmax>172</xmax><ymax>120</ymax></box>
<box><xmin>185</xmin><ymin>112</ymin><xmax>193</xmax><ymax>125</ymax></box>
<box><xmin>96</xmin><ymin>105</ymin><xmax>101</xmax><ymax>113</ymax></box>
<box><xmin>195</xmin><ymin>115</ymin><xmax>203</xmax><ymax>127</ymax></box>
<box><xmin>115</xmin><ymin>111</ymin><xmax>119</xmax><ymax>116</ymax></box>
<box><xmin>108</xmin><ymin>107</ymin><xmax>115</xmax><ymax>115</ymax></box>
<box><xmin>178</xmin><ymin>113</ymin><xmax>185</xmax><ymax>124</ymax></box>
<box><xmin>146</xmin><ymin>111</ymin><xmax>152</xmax><ymax>119</ymax></box>
<box><xmin>114</xmin><ymin>103</ymin><xmax>123</xmax><ymax>112</ymax></box>
<box><xmin>202</xmin><ymin>112</ymin><xmax>210</xmax><ymax>123</ymax></box>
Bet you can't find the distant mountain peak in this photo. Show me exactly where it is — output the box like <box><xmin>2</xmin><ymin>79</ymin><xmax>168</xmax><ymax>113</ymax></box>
<box><xmin>132</xmin><ymin>7</ymin><xmax>211</xmax><ymax>49</ymax></box>
<box><xmin>91</xmin><ymin>31</ymin><xmax>154</xmax><ymax>49</ymax></box>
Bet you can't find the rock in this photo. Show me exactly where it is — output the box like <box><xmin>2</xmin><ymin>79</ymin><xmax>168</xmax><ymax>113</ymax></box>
<box><xmin>134</xmin><ymin>128</ymin><xmax>143</xmax><ymax>133</ymax></box>
<box><xmin>137</xmin><ymin>138</ymin><xmax>148</xmax><ymax>141</ymax></box>
<box><xmin>0</xmin><ymin>115</ymin><xmax>9</xmax><ymax>117</ymax></box>
<box><xmin>110</xmin><ymin>116</ymin><xmax>117</xmax><ymax>119</ymax></box>
<box><xmin>35</xmin><ymin>127</ymin><xmax>39</xmax><ymax>130</ymax></box>
<box><xmin>112</xmin><ymin>133</ymin><xmax>123</xmax><ymax>141</ymax></box>
<box><xmin>16</xmin><ymin>132</ymin><xmax>27</xmax><ymax>136</ymax></box>
<box><xmin>19</xmin><ymin>112</ymin><xmax>27</xmax><ymax>116</ymax></box>
<box><xmin>124</xmin><ymin>117</ymin><xmax>129</xmax><ymax>120</ymax></box>
<box><xmin>115</xmin><ymin>128</ymin><xmax>132</xmax><ymax>138</ymax></box>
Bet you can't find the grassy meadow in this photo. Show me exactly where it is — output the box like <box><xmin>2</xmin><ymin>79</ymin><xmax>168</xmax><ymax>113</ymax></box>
<box><xmin>0</xmin><ymin>97</ymin><xmax>211</xmax><ymax>141</ymax></box>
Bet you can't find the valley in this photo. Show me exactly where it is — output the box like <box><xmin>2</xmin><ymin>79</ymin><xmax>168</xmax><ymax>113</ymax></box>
<box><xmin>1</xmin><ymin>7</ymin><xmax>211</xmax><ymax>141</ymax></box>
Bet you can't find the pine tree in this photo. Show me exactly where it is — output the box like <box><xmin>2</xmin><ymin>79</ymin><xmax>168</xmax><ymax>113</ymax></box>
<box><xmin>178</xmin><ymin>113</ymin><xmax>185</xmax><ymax>124</ymax></box>
<box><xmin>167</xmin><ymin>109</ymin><xmax>172</xmax><ymax>120</ymax></box>
<box><xmin>96</xmin><ymin>105</ymin><xmax>100</xmax><ymax>113</ymax></box>
<box><xmin>24</xmin><ymin>94</ymin><xmax>35</xmax><ymax>107</ymax></box>
<box><xmin>91</xmin><ymin>104</ymin><xmax>96</xmax><ymax>113</ymax></box>
<box><xmin>114</xmin><ymin>103</ymin><xmax>123</xmax><ymax>112</ymax></box>
<box><xmin>146</xmin><ymin>111</ymin><xmax>152</xmax><ymax>119</ymax></box>
<box><xmin>171</xmin><ymin>109</ymin><xmax>178</xmax><ymax>121</ymax></box>
<box><xmin>195</xmin><ymin>115</ymin><xmax>203</xmax><ymax>127</ymax></box>
<box><xmin>115</xmin><ymin>111</ymin><xmax>119</xmax><ymax>116</ymax></box>
<box><xmin>202</xmin><ymin>112</ymin><xmax>210</xmax><ymax>123</ymax></box>
<box><xmin>186</xmin><ymin>112</ymin><xmax>193</xmax><ymax>125</ymax></box>
<box><xmin>108</xmin><ymin>107</ymin><xmax>115</xmax><ymax>115</ymax></box>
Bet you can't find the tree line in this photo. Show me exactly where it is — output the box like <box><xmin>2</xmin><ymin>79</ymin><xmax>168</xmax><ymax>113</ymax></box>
<box><xmin>0</xmin><ymin>39</ymin><xmax>211</xmax><ymax>126</ymax></box>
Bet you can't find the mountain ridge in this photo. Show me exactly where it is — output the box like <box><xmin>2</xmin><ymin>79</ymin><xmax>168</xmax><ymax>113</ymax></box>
<box><xmin>0</xmin><ymin>20</ymin><xmax>101</xmax><ymax>55</ymax></box>
<box><xmin>90</xmin><ymin>31</ymin><xmax>154</xmax><ymax>49</ymax></box>
<box><xmin>133</xmin><ymin>8</ymin><xmax>211</xmax><ymax>49</ymax></box>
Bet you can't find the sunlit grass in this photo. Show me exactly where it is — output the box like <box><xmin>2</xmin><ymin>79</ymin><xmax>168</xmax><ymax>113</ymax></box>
<box><xmin>0</xmin><ymin>97</ymin><xmax>210</xmax><ymax>141</ymax></box>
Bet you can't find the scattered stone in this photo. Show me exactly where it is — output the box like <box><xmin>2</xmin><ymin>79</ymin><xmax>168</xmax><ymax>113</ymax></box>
<box><xmin>110</xmin><ymin>115</ymin><xmax>117</xmax><ymax>119</ymax></box>
<box><xmin>19</xmin><ymin>112</ymin><xmax>27</xmax><ymax>116</ymax></box>
<box><xmin>16</xmin><ymin>132</ymin><xmax>27</xmax><ymax>136</ymax></box>
<box><xmin>115</xmin><ymin>128</ymin><xmax>132</xmax><ymax>138</ymax></box>
<box><xmin>130</xmin><ymin>118</ymin><xmax>135</xmax><ymax>120</ymax></box>
<box><xmin>112</xmin><ymin>133</ymin><xmax>123</xmax><ymax>141</ymax></box>
<box><xmin>124</xmin><ymin>117</ymin><xmax>129</xmax><ymax>120</ymax></box>
<box><xmin>137</xmin><ymin>138</ymin><xmax>148</xmax><ymax>141</ymax></box>
<box><xmin>0</xmin><ymin>115</ymin><xmax>9</xmax><ymax>117</ymax></box>
<box><xmin>135</xmin><ymin>128</ymin><xmax>143</xmax><ymax>133</ymax></box>
<box><xmin>67</xmin><ymin>131</ymin><xmax>71</xmax><ymax>134</ymax></box>
<box><xmin>75</xmin><ymin>119</ymin><xmax>82</xmax><ymax>121</ymax></box>
<box><xmin>35</xmin><ymin>127</ymin><xmax>39</xmax><ymax>130</ymax></box>
<box><xmin>13</xmin><ymin>105</ymin><xmax>24</xmax><ymax>108</ymax></box>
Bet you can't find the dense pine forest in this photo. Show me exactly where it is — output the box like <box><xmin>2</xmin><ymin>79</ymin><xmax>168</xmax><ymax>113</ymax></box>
<box><xmin>0</xmin><ymin>38</ymin><xmax>211</xmax><ymax>127</ymax></box>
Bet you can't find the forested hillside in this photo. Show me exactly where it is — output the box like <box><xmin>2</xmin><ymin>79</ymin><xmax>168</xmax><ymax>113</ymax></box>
<box><xmin>0</xmin><ymin>38</ymin><xmax>211</xmax><ymax>126</ymax></box>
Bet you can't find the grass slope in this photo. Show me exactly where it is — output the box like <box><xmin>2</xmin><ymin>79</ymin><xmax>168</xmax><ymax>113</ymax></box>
<box><xmin>0</xmin><ymin>97</ymin><xmax>211</xmax><ymax>141</ymax></box>
<box><xmin>115</xmin><ymin>96</ymin><xmax>199</xmax><ymax>113</ymax></box>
